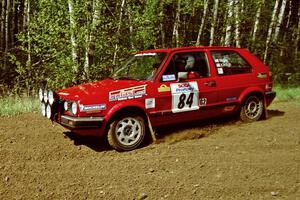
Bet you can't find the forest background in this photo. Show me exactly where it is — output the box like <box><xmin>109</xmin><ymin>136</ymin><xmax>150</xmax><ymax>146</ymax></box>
<box><xmin>0</xmin><ymin>0</ymin><xmax>299</xmax><ymax>95</ymax></box>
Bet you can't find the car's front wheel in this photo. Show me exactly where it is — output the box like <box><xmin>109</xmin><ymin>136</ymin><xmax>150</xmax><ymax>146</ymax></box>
<box><xmin>240</xmin><ymin>95</ymin><xmax>264</xmax><ymax>122</ymax></box>
<box><xmin>107</xmin><ymin>114</ymin><xmax>146</xmax><ymax>151</ymax></box>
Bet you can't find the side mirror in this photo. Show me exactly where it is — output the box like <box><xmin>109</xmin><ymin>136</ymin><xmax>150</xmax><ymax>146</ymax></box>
<box><xmin>178</xmin><ymin>72</ymin><xmax>188</xmax><ymax>82</ymax></box>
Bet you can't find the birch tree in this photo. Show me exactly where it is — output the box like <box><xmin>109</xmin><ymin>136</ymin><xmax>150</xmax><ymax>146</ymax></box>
<box><xmin>251</xmin><ymin>0</ymin><xmax>265</xmax><ymax>44</ymax></box>
<box><xmin>209</xmin><ymin>0</ymin><xmax>219</xmax><ymax>46</ymax></box>
<box><xmin>5</xmin><ymin>0</ymin><xmax>10</xmax><ymax>55</ymax></box>
<box><xmin>159</xmin><ymin>0</ymin><xmax>165</xmax><ymax>48</ymax></box>
<box><xmin>280</xmin><ymin>0</ymin><xmax>291</xmax><ymax>57</ymax></box>
<box><xmin>295</xmin><ymin>6</ymin><xmax>300</xmax><ymax>59</ymax></box>
<box><xmin>112</xmin><ymin>0</ymin><xmax>125</xmax><ymax>67</ymax></box>
<box><xmin>273</xmin><ymin>0</ymin><xmax>287</xmax><ymax>43</ymax></box>
<box><xmin>196</xmin><ymin>0</ymin><xmax>209</xmax><ymax>46</ymax></box>
<box><xmin>172</xmin><ymin>0</ymin><xmax>181</xmax><ymax>47</ymax></box>
<box><xmin>224</xmin><ymin>0</ymin><xmax>234</xmax><ymax>46</ymax></box>
<box><xmin>234</xmin><ymin>0</ymin><xmax>241</xmax><ymax>47</ymax></box>
<box><xmin>0</xmin><ymin>0</ymin><xmax>5</xmax><ymax>52</ymax></box>
<box><xmin>84</xmin><ymin>0</ymin><xmax>101</xmax><ymax>80</ymax></box>
<box><xmin>263</xmin><ymin>0</ymin><xmax>280</xmax><ymax>63</ymax></box>
<box><xmin>68</xmin><ymin>0</ymin><xmax>78</xmax><ymax>73</ymax></box>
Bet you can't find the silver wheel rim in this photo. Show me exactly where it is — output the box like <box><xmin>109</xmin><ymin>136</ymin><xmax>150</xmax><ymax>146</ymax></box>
<box><xmin>115</xmin><ymin>117</ymin><xmax>143</xmax><ymax>146</ymax></box>
<box><xmin>245</xmin><ymin>96</ymin><xmax>263</xmax><ymax>119</ymax></box>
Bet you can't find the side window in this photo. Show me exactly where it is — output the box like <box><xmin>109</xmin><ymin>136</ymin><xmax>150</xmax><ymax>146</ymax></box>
<box><xmin>162</xmin><ymin>52</ymin><xmax>210</xmax><ymax>82</ymax></box>
<box><xmin>211</xmin><ymin>51</ymin><xmax>252</xmax><ymax>75</ymax></box>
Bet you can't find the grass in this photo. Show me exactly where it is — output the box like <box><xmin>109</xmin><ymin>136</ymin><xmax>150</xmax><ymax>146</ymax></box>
<box><xmin>0</xmin><ymin>95</ymin><xmax>40</xmax><ymax>117</ymax></box>
<box><xmin>273</xmin><ymin>85</ymin><xmax>300</xmax><ymax>103</ymax></box>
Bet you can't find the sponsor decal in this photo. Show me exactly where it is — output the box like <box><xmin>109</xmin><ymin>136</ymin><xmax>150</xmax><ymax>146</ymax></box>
<box><xmin>158</xmin><ymin>84</ymin><xmax>171</xmax><ymax>92</ymax></box>
<box><xmin>58</xmin><ymin>92</ymin><xmax>69</xmax><ymax>96</ymax></box>
<box><xmin>226</xmin><ymin>97</ymin><xmax>237</xmax><ymax>101</ymax></box>
<box><xmin>170</xmin><ymin>81</ymin><xmax>199</xmax><ymax>113</ymax></box>
<box><xmin>145</xmin><ymin>98</ymin><xmax>155</xmax><ymax>109</ymax></box>
<box><xmin>79</xmin><ymin>104</ymin><xmax>106</xmax><ymax>112</ymax></box>
<box><xmin>199</xmin><ymin>98</ymin><xmax>207</xmax><ymax>107</ymax></box>
<box><xmin>135</xmin><ymin>53</ymin><xmax>157</xmax><ymax>57</ymax></box>
<box><xmin>162</xmin><ymin>74</ymin><xmax>176</xmax><ymax>81</ymax></box>
<box><xmin>217</xmin><ymin>68</ymin><xmax>224</xmax><ymax>74</ymax></box>
<box><xmin>223</xmin><ymin>105</ymin><xmax>235</xmax><ymax>112</ymax></box>
<box><xmin>174</xmin><ymin>82</ymin><xmax>196</xmax><ymax>93</ymax></box>
<box><xmin>109</xmin><ymin>85</ymin><xmax>147</xmax><ymax>101</ymax></box>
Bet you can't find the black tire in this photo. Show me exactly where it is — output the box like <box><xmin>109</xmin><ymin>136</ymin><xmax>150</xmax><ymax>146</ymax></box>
<box><xmin>107</xmin><ymin>114</ymin><xmax>146</xmax><ymax>151</ymax></box>
<box><xmin>240</xmin><ymin>95</ymin><xmax>264</xmax><ymax>122</ymax></box>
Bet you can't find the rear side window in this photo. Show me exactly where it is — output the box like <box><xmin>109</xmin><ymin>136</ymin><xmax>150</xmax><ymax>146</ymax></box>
<box><xmin>211</xmin><ymin>51</ymin><xmax>252</xmax><ymax>75</ymax></box>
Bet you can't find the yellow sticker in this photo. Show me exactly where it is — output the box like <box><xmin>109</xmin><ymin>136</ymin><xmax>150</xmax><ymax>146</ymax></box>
<box><xmin>158</xmin><ymin>84</ymin><xmax>171</xmax><ymax>92</ymax></box>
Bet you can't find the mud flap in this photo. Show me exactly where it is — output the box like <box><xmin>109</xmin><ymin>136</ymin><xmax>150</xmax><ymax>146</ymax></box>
<box><xmin>147</xmin><ymin>116</ymin><xmax>156</xmax><ymax>142</ymax></box>
<box><xmin>262</xmin><ymin>96</ymin><xmax>268</xmax><ymax>120</ymax></box>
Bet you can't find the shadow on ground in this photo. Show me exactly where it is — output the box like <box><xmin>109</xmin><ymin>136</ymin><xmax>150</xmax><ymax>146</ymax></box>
<box><xmin>267</xmin><ymin>109</ymin><xmax>285</xmax><ymax>118</ymax></box>
<box><xmin>64</xmin><ymin>132</ymin><xmax>112</xmax><ymax>152</ymax></box>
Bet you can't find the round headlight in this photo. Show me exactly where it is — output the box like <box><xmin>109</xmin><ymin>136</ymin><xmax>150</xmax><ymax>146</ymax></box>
<box><xmin>43</xmin><ymin>89</ymin><xmax>48</xmax><ymax>103</ymax></box>
<box><xmin>39</xmin><ymin>88</ymin><xmax>44</xmax><ymax>102</ymax></box>
<box><xmin>64</xmin><ymin>101</ymin><xmax>69</xmax><ymax>111</ymax></box>
<box><xmin>41</xmin><ymin>102</ymin><xmax>46</xmax><ymax>117</ymax></box>
<box><xmin>71</xmin><ymin>102</ymin><xmax>78</xmax><ymax>115</ymax></box>
<box><xmin>46</xmin><ymin>104</ymin><xmax>52</xmax><ymax>119</ymax></box>
<box><xmin>48</xmin><ymin>90</ymin><xmax>54</xmax><ymax>105</ymax></box>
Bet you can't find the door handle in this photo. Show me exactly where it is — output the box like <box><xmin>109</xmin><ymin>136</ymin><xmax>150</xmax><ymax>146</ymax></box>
<box><xmin>204</xmin><ymin>80</ymin><xmax>216</xmax><ymax>87</ymax></box>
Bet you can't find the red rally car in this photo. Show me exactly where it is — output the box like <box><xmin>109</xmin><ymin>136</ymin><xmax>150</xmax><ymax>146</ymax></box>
<box><xmin>39</xmin><ymin>46</ymin><xmax>276</xmax><ymax>151</ymax></box>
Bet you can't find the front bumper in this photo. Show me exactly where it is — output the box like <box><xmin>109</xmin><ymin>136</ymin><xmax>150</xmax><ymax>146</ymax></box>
<box><xmin>265</xmin><ymin>91</ymin><xmax>276</xmax><ymax>106</ymax></box>
<box><xmin>60</xmin><ymin>115</ymin><xmax>104</xmax><ymax>129</ymax></box>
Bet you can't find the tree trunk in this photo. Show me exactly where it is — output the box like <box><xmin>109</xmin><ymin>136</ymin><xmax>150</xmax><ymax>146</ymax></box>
<box><xmin>112</xmin><ymin>0</ymin><xmax>125</xmax><ymax>68</ymax></box>
<box><xmin>273</xmin><ymin>0</ymin><xmax>287</xmax><ymax>43</ymax></box>
<box><xmin>5</xmin><ymin>0</ymin><xmax>10</xmax><ymax>54</ymax></box>
<box><xmin>68</xmin><ymin>0</ymin><xmax>78</xmax><ymax>73</ymax></box>
<box><xmin>295</xmin><ymin>5</ymin><xmax>300</xmax><ymax>60</ymax></box>
<box><xmin>209</xmin><ymin>0</ymin><xmax>219</xmax><ymax>46</ymax></box>
<box><xmin>172</xmin><ymin>0</ymin><xmax>181</xmax><ymax>47</ymax></box>
<box><xmin>224</xmin><ymin>0</ymin><xmax>234</xmax><ymax>46</ymax></box>
<box><xmin>234</xmin><ymin>0</ymin><xmax>241</xmax><ymax>47</ymax></box>
<box><xmin>280</xmin><ymin>0</ymin><xmax>292</xmax><ymax>57</ymax></box>
<box><xmin>263</xmin><ymin>0</ymin><xmax>280</xmax><ymax>63</ymax></box>
<box><xmin>0</xmin><ymin>0</ymin><xmax>5</xmax><ymax>52</ymax></box>
<box><xmin>251</xmin><ymin>0</ymin><xmax>265</xmax><ymax>44</ymax></box>
<box><xmin>159</xmin><ymin>0</ymin><xmax>165</xmax><ymax>48</ymax></box>
<box><xmin>196</xmin><ymin>0</ymin><xmax>208</xmax><ymax>46</ymax></box>
<box><xmin>84</xmin><ymin>0</ymin><xmax>101</xmax><ymax>80</ymax></box>
<box><xmin>127</xmin><ymin>7</ymin><xmax>134</xmax><ymax>49</ymax></box>
<box><xmin>27</xmin><ymin>0</ymin><xmax>31</xmax><ymax>65</ymax></box>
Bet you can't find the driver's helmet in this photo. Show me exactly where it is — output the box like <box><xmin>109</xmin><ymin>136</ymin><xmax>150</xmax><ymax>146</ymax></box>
<box><xmin>185</xmin><ymin>55</ymin><xmax>195</xmax><ymax>71</ymax></box>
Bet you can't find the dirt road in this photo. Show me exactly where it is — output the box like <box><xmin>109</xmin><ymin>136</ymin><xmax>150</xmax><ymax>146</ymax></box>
<box><xmin>0</xmin><ymin>101</ymin><xmax>299</xmax><ymax>199</ymax></box>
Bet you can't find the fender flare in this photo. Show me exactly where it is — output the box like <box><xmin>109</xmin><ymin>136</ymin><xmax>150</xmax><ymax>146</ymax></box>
<box><xmin>238</xmin><ymin>87</ymin><xmax>265</xmax><ymax>105</ymax></box>
<box><xmin>103</xmin><ymin>100</ymin><xmax>156</xmax><ymax>141</ymax></box>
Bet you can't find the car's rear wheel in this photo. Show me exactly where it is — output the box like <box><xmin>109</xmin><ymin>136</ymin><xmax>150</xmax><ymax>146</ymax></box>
<box><xmin>240</xmin><ymin>95</ymin><xmax>264</xmax><ymax>122</ymax></box>
<box><xmin>107</xmin><ymin>114</ymin><xmax>146</xmax><ymax>151</ymax></box>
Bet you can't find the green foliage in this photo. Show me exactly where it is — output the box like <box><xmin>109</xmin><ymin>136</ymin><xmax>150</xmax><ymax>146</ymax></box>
<box><xmin>274</xmin><ymin>85</ymin><xmax>300</xmax><ymax>103</ymax></box>
<box><xmin>0</xmin><ymin>95</ymin><xmax>40</xmax><ymax>117</ymax></box>
<box><xmin>1</xmin><ymin>0</ymin><xmax>299</xmax><ymax>93</ymax></box>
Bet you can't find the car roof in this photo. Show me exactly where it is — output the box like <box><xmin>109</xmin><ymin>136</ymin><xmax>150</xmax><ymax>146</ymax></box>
<box><xmin>136</xmin><ymin>46</ymin><xmax>244</xmax><ymax>54</ymax></box>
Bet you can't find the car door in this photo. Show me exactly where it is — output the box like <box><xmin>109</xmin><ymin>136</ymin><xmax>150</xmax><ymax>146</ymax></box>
<box><xmin>149</xmin><ymin>50</ymin><xmax>219</xmax><ymax>126</ymax></box>
<box><xmin>209</xmin><ymin>50</ymin><xmax>253</xmax><ymax>107</ymax></box>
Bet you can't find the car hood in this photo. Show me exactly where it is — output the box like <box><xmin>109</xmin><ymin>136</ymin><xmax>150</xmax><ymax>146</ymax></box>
<box><xmin>56</xmin><ymin>79</ymin><xmax>148</xmax><ymax>104</ymax></box>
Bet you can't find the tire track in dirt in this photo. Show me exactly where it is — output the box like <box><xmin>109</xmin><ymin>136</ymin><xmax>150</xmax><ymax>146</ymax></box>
<box><xmin>0</xmin><ymin>101</ymin><xmax>299</xmax><ymax>199</ymax></box>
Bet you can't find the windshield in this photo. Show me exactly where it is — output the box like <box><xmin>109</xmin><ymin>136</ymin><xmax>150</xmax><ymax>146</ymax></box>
<box><xmin>113</xmin><ymin>52</ymin><xmax>167</xmax><ymax>80</ymax></box>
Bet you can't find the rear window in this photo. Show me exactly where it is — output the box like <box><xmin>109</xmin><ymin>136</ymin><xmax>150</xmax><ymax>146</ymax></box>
<box><xmin>211</xmin><ymin>51</ymin><xmax>252</xmax><ymax>75</ymax></box>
